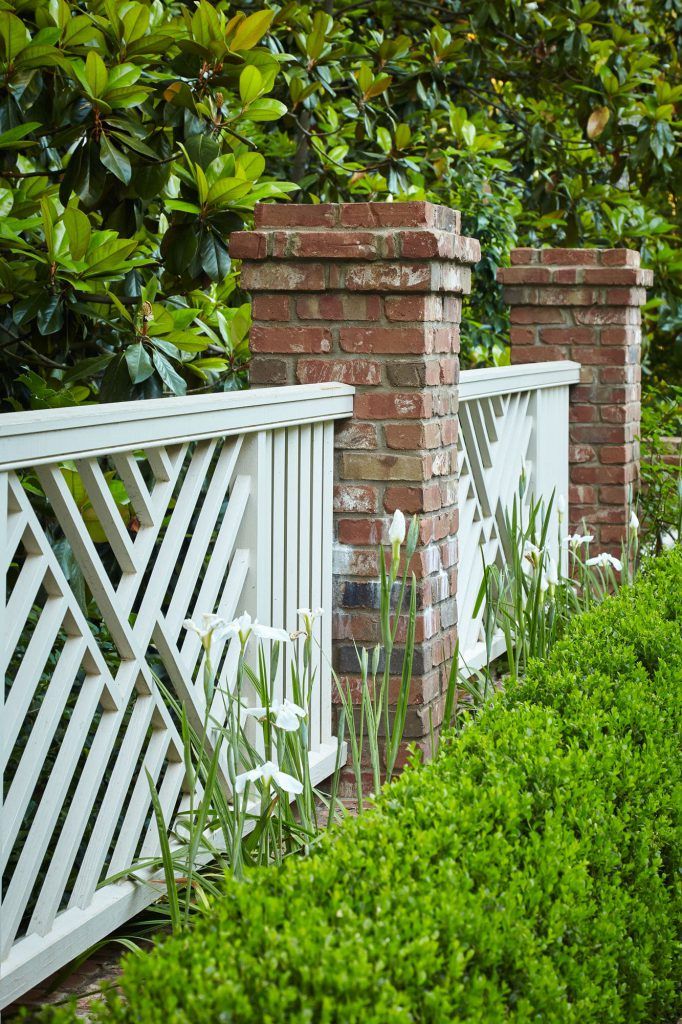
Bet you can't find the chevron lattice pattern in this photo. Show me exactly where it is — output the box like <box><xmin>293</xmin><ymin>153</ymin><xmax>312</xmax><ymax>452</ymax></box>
<box><xmin>457</xmin><ymin>391</ymin><xmax>535</xmax><ymax>668</ymax></box>
<box><xmin>1</xmin><ymin>414</ymin><xmax>337</xmax><ymax>1007</ymax></box>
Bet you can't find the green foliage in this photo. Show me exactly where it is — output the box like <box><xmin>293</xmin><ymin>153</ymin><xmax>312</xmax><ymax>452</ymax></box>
<box><xmin>639</xmin><ymin>383</ymin><xmax>682</xmax><ymax>551</ymax></box>
<box><xmin>2</xmin><ymin>1</ymin><xmax>681</xmax><ymax>406</ymax></box>
<box><xmin>30</xmin><ymin>548</ymin><xmax>682</xmax><ymax>1023</ymax></box>
<box><xmin>256</xmin><ymin>0</ymin><xmax>682</xmax><ymax>374</ymax></box>
<box><xmin>0</xmin><ymin>0</ymin><xmax>294</xmax><ymax>406</ymax></box>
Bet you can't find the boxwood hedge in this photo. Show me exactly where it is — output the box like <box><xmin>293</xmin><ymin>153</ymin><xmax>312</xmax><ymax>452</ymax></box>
<box><xmin>36</xmin><ymin>549</ymin><xmax>682</xmax><ymax>1024</ymax></box>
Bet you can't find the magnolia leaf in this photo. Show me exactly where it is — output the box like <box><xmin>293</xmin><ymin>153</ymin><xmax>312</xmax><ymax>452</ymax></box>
<box><xmin>125</xmin><ymin>342</ymin><xmax>154</xmax><ymax>384</ymax></box>
<box><xmin>587</xmin><ymin>106</ymin><xmax>610</xmax><ymax>140</ymax></box>
<box><xmin>239</xmin><ymin>65</ymin><xmax>263</xmax><ymax>105</ymax></box>
<box><xmin>229</xmin><ymin>10</ymin><xmax>273</xmax><ymax>52</ymax></box>
<box><xmin>0</xmin><ymin>11</ymin><xmax>30</xmax><ymax>61</ymax></box>
<box><xmin>152</xmin><ymin>350</ymin><xmax>187</xmax><ymax>395</ymax></box>
<box><xmin>100</xmin><ymin>135</ymin><xmax>132</xmax><ymax>184</ymax></box>
<box><xmin>85</xmin><ymin>49</ymin><xmax>108</xmax><ymax>97</ymax></box>
<box><xmin>243</xmin><ymin>98</ymin><xmax>287</xmax><ymax>122</ymax></box>
<box><xmin>63</xmin><ymin>206</ymin><xmax>91</xmax><ymax>261</ymax></box>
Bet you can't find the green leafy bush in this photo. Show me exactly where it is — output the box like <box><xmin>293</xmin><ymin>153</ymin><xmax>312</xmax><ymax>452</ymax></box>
<box><xmin>2</xmin><ymin>1</ymin><xmax>681</xmax><ymax>407</ymax></box>
<box><xmin>34</xmin><ymin>547</ymin><xmax>682</xmax><ymax>1024</ymax></box>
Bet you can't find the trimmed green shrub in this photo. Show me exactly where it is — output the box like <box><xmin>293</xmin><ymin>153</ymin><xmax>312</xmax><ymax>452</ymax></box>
<box><xmin>33</xmin><ymin>550</ymin><xmax>682</xmax><ymax>1023</ymax></box>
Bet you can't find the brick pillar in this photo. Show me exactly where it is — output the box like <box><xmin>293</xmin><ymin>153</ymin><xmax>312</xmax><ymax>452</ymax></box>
<box><xmin>231</xmin><ymin>202</ymin><xmax>480</xmax><ymax>757</ymax></box>
<box><xmin>498</xmin><ymin>249</ymin><xmax>651</xmax><ymax>550</ymax></box>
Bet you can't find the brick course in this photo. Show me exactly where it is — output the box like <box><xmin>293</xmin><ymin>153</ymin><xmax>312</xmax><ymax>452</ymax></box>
<box><xmin>498</xmin><ymin>249</ymin><xmax>650</xmax><ymax>551</ymax></box>
<box><xmin>234</xmin><ymin>202</ymin><xmax>480</xmax><ymax>757</ymax></box>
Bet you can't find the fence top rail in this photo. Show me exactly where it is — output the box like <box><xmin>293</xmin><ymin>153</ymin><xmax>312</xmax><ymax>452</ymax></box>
<box><xmin>0</xmin><ymin>382</ymin><xmax>355</xmax><ymax>471</ymax></box>
<box><xmin>459</xmin><ymin>360</ymin><xmax>581</xmax><ymax>402</ymax></box>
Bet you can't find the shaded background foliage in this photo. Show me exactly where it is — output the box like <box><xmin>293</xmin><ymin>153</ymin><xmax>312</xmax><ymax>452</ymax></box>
<box><xmin>1</xmin><ymin>0</ymin><xmax>680</xmax><ymax>409</ymax></box>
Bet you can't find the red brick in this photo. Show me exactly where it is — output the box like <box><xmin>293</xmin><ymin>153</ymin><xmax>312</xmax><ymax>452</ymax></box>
<box><xmin>384</xmin><ymin>295</ymin><xmax>442</xmax><ymax>322</ymax></box>
<box><xmin>255</xmin><ymin>203</ymin><xmax>338</xmax><ymax>227</ymax></box>
<box><xmin>334</xmin><ymin>421</ymin><xmax>378</xmax><ymax>450</ymax></box>
<box><xmin>296</xmin><ymin>294</ymin><xmax>382</xmax><ymax>321</ymax></box>
<box><xmin>249</xmin><ymin>357</ymin><xmax>289</xmax><ymax>385</ymax></box>
<box><xmin>333</xmin><ymin>484</ymin><xmax>377</xmax><ymax>514</ymax></box>
<box><xmin>383</xmin><ymin>483</ymin><xmax>442</xmax><ymax>514</ymax></box>
<box><xmin>574</xmin><ymin>307</ymin><xmax>630</xmax><ymax>325</ymax></box>
<box><xmin>581</xmin><ymin>267</ymin><xmax>642</xmax><ymax>286</ymax></box>
<box><xmin>337</xmin><ymin>519</ymin><xmax>384</xmax><ymax>545</ymax></box>
<box><xmin>497</xmin><ymin>266</ymin><xmax>551</xmax><ymax>284</ymax></box>
<box><xmin>343</xmin><ymin>452</ymin><xmax>428</xmax><ymax>482</ymax></box>
<box><xmin>605</xmin><ymin>287</ymin><xmax>647</xmax><ymax>306</ymax></box>
<box><xmin>296</xmin><ymin>358</ymin><xmax>381</xmax><ymax>385</ymax></box>
<box><xmin>342</xmin><ymin>262</ymin><xmax>432</xmax><ymax>293</ymax></box>
<box><xmin>510</xmin><ymin>307</ymin><xmax>567</xmax><ymax>324</ymax></box>
<box><xmin>601</xmin><ymin>249</ymin><xmax>639</xmax><ymax>267</ymax></box>
<box><xmin>284</xmin><ymin>231</ymin><xmax>384</xmax><ymax>260</ymax></box>
<box><xmin>600</xmin><ymin>445</ymin><xmax>632</xmax><ymax>464</ymax></box>
<box><xmin>539</xmin><ymin>249</ymin><xmax>601</xmax><ymax>266</ymax></box>
<box><xmin>252</xmin><ymin>294</ymin><xmax>290</xmax><ymax>320</ymax></box>
<box><xmin>250</xmin><ymin>325</ymin><xmax>332</xmax><ymax>354</ymax></box>
<box><xmin>338</xmin><ymin>201</ymin><xmax>460</xmax><ymax>231</ymax></box>
<box><xmin>353</xmin><ymin>392</ymin><xmax>432</xmax><ymax>420</ymax></box>
<box><xmin>511</xmin><ymin>346</ymin><xmax>567</xmax><ymax>363</ymax></box>
<box><xmin>572</xmin><ymin>465</ymin><xmax>629</xmax><ymax>484</ymax></box>
<box><xmin>385</xmin><ymin>422</ymin><xmax>441</xmax><ymax>450</ymax></box>
<box><xmin>230</xmin><ymin>231</ymin><xmax>267</xmax><ymax>259</ymax></box>
<box><xmin>339</xmin><ymin>327</ymin><xmax>427</xmax><ymax>354</ymax></box>
<box><xmin>241</xmin><ymin>262</ymin><xmax>325</xmax><ymax>291</ymax></box>
<box><xmin>510</xmin><ymin>248</ymin><xmax>539</xmax><ymax>265</ymax></box>
<box><xmin>539</xmin><ymin>327</ymin><xmax>593</xmax><ymax>346</ymax></box>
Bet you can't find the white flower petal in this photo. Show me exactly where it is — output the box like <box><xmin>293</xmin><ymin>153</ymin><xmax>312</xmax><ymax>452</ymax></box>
<box><xmin>273</xmin><ymin>770</ymin><xmax>303</xmax><ymax>796</ymax></box>
<box><xmin>252</xmin><ymin>622</ymin><xmax>292</xmax><ymax>643</ymax></box>
<box><xmin>388</xmin><ymin>509</ymin><xmax>406</xmax><ymax>545</ymax></box>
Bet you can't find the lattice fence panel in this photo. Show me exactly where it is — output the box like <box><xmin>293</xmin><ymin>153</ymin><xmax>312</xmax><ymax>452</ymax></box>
<box><xmin>456</xmin><ymin>380</ymin><xmax>571</xmax><ymax>670</ymax></box>
<box><xmin>1</xmin><ymin>388</ymin><xmax>346</xmax><ymax>1008</ymax></box>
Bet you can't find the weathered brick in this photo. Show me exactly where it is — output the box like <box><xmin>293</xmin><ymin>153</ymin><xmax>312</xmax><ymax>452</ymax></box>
<box><xmin>255</xmin><ymin>203</ymin><xmax>338</xmax><ymax>227</ymax></box>
<box><xmin>241</xmin><ymin>262</ymin><xmax>325</xmax><ymax>291</ymax></box>
<box><xmin>353</xmin><ymin>391</ymin><xmax>432</xmax><ymax>420</ymax></box>
<box><xmin>252</xmin><ymin>294</ymin><xmax>290</xmax><ymax>321</ymax></box>
<box><xmin>296</xmin><ymin>358</ymin><xmax>381</xmax><ymax>385</ymax></box>
<box><xmin>250</xmin><ymin>325</ymin><xmax>332</xmax><ymax>354</ymax></box>
<box><xmin>339</xmin><ymin>327</ymin><xmax>427</xmax><ymax>354</ymax></box>
<box><xmin>384</xmin><ymin>295</ymin><xmax>442</xmax><ymax>322</ymax></box>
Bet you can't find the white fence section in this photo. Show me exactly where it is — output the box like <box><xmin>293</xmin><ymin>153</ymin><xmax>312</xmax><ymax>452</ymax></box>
<box><xmin>0</xmin><ymin>382</ymin><xmax>353</xmax><ymax>1007</ymax></box>
<box><xmin>457</xmin><ymin>361</ymin><xmax>581</xmax><ymax>669</ymax></box>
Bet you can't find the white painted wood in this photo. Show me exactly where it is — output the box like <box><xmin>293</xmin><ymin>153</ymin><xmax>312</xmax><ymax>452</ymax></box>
<box><xmin>459</xmin><ymin>360</ymin><xmax>580</xmax><ymax>401</ymax></box>
<box><xmin>0</xmin><ymin>384</ymin><xmax>355</xmax><ymax>471</ymax></box>
<box><xmin>457</xmin><ymin>363</ymin><xmax>576</xmax><ymax>670</ymax></box>
<box><xmin>1</xmin><ymin>384</ymin><xmax>350</xmax><ymax>1008</ymax></box>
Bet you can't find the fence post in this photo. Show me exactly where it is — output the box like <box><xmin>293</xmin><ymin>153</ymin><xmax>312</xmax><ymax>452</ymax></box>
<box><xmin>498</xmin><ymin>250</ymin><xmax>652</xmax><ymax>551</ymax></box>
<box><xmin>231</xmin><ymin>203</ymin><xmax>480</xmax><ymax>769</ymax></box>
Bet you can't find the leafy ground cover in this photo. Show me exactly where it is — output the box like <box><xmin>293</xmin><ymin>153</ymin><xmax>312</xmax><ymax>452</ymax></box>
<box><xmin>28</xmin><ymin>546</ymin><xmax>682</xmax><ymax>1024</ymax></box>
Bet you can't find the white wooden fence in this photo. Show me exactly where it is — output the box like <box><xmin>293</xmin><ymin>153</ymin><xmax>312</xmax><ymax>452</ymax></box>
<box><xmin>0</xmin><ymin>382</ymin><xmax>353</xmax><ymax>1007</ymax></box>
<box><xmin>457</xmin><ymin>361</ymin><xmax>581</xmax><ymax>668</ymax></box>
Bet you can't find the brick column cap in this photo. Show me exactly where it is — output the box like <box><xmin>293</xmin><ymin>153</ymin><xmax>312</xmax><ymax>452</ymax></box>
<box><xmin>231</xmin><ymin>202</ymin><xmax>481</xmax><ymax>268</ymax></box>
<box><xmin>498</xmin><ymin>248</ymin><xmax>652</xmax><ymax>306</ymax></box>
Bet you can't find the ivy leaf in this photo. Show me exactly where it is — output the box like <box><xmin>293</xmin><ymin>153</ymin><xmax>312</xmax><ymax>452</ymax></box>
<box><xmin>125</xmin><ymin>342</ymin><xmax>154</xmax><ymax>384</ymax></box>
<box><xmin>152</xmin><ymin>350</ymin><xmax>187</xmax><ymax>395</ymax></box>
<box><xmin>100</xmin><ymin>135</ymin><xmax>132</xmax><ymax>185</ymax></box>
